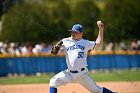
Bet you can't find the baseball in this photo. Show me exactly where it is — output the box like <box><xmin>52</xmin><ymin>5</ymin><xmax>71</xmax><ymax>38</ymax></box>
<box><xmin>97</xmin><ymin>20</ymin><xmax>102</xmax><ymax>25</ymax></box>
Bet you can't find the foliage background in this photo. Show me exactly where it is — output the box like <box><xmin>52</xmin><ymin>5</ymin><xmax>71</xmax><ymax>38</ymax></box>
<box><xmin>1</xmin><ymin>0</ymin><xmax>140</xmax><ymax>44</ymax></box>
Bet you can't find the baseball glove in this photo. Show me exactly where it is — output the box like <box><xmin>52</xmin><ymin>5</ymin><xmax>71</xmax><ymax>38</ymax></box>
<box><xmin>51</xmin><ymin>40</ymin><xmax>63</xmax><ymax>55</ymax></box>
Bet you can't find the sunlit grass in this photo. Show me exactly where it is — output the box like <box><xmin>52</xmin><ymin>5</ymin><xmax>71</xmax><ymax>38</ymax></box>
<box><xmin>0</xmin><ymin>70</ymin><xmax>139</xmax><ymax>85</ymax></box>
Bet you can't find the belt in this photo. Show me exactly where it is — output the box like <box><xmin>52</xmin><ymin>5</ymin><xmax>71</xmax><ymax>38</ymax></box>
<box><xmin>70</xmin><ymin>68</ymin><xmax>85</xmax><ymax>73</ymax></box>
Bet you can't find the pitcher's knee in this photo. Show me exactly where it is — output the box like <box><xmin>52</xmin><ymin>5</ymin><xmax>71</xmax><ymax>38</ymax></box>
<box><xmin>49</xmin><ymin>77</ymin><xmax>58</xmax><ymax>88</ymax></box>
<box><xmin>49</xmin><ymin>77</ymin><xmax>65</xmax><ymax>88</ymax></box>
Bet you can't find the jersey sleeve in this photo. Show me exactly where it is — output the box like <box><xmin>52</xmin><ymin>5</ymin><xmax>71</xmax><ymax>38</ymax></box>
<box><xmin>61</xmin><ymin>38</ymin><xmax>66</xmax><ymax>46</ymax></box>
<box><xmin>87</xmin><ymin>41</ymin><xmax>96</xmax><ymax>50</ymax></box>
<box><xmin>60</xmin><ymin>38</ymin><xmax>67</xmax><ymax>49</ymax></box>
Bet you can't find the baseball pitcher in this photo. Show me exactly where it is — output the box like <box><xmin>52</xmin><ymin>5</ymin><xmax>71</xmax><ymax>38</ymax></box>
<box><xmin>49</xmin><ymin>21</ymin><xmax>117</xmax><ymax>93</ymax></box>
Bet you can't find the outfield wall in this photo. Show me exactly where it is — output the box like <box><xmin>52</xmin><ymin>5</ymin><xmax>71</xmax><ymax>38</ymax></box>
<box><xmin>0</xmin><ymin>55</ymin><xmax>140</xmax><ymax>76</ymax></box>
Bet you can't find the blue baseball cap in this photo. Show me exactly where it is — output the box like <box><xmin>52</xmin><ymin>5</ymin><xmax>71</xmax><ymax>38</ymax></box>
<box><xmin>69</xmin><ymin>24</ymin><xmax>84</xmax><ymax>32</ymax></box>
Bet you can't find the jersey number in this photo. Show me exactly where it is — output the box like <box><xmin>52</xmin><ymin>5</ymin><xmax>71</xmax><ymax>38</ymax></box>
<box><xmin>78</xmin><ymin>52</ymin><xmax>84</xmax><ymax>58</ymax></box>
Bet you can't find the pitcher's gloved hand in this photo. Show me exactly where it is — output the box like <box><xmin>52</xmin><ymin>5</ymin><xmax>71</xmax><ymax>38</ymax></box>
<box><xmin>51</xmin><ymin>40</ymin><xmax>63</xmax><ymax>55</ymax></box>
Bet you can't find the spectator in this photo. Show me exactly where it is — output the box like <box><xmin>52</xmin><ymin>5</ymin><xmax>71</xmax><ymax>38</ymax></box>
<box><xmin>8</xmin><ymin>43</ymin><xmax>14</xmax><ymax>54</ymax></box>
<box><xmin>41</xmin><ymin>42</ymin><xmax>51</xmax><ymax>53</ymax></box>
<box><xmin>130</xmin><ymin>41</ymin><xmax>138</xmax><ymax>50</ymax></box>
<box><xmin>0</xmin><ymin>42</ymin><xmax>3</xmax><ymax>54</ymax></box>
<box><xmin>0</xmin><ymin>42</ymin><xmax>8</xmax><ymax>54</ymax></box>
<box><xmin>32</xmin><ymin>44</ymin><xmax>42</xmax><ymax>54</ymax></box>
<box><xmin>7</xmin><ymin>42</ymin><xmax>17</xmax><ymax>54</ymax></box>
<box><xmin>19</xmin><ymin>44</ymin><xmax>28</xmax><ymax>55</ymax></box>
<box><xmin>120</xmin><ymin>42</ymin><xmax>127</xmax><ymax>50</ymax></box>
<box><xmin>105</xmin><ymin>42</ymin><xmax>114</xmax><ymax>51</ymax></box>
<box><xmin>137</xmin><ymin>40</ymin><xmax>140</xmax><ymax>50</ymax></box>
<box><xmin>27</xmin><ymin>45</ymin><xmax>33</xmax><ymax>54</ymax></box>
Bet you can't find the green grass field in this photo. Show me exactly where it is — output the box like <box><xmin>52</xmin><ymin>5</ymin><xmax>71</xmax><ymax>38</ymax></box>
<box><xmin>91</xmin><ymin>70</ymin><xmax>140</xmax><ymax>82</ymax></box>
<box><xmin>0</xmin><ymin>70</ymin><xmax>139</xmax><ymax>85</ymax></box>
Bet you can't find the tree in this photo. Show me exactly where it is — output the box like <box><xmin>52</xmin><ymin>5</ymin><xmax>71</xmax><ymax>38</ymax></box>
<box><xmin>45</xmin><ymin>0</ymin><xmax>71</xmax><ymax>40</ymax></box>
<box><xmin>0</xmin><ymin>0</ymin><xmax>72</xmax><ymax>43</ymax></box>
<box><xmin>1</xmin><ymin>2</ymin><xmax>51</xmax><ymax>43</ymax></box>
<box><xmin>103</xmin><ymin>0</ymin><xmax>140</xmax><ymax>42</ymax></box>
<box><xmin>71</xmin><ymin>0</ymin><xmax>100</xmax><ymax>40</ymax></box>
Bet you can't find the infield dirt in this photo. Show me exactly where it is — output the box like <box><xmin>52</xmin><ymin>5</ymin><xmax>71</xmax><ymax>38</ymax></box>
<box><xmin>0</xmin><ymin>82</ymin><xmax>140</xmax><ymax>93</ymax></box>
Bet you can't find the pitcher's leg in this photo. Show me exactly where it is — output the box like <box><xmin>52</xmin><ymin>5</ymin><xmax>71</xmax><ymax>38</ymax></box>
<box><xmin>77</xmin><ymin>74</ymin><xmax>103</xmax><ymax>93</ymax></box>
<box><xmin>77</xmin><ymin>73</ymin><xmax>116</xmax><ymax>93</ymax></box>
<box><xmin>49</xmin><ymin>70</ymin><xmax>73</xmax><ymax>93</ymax></box>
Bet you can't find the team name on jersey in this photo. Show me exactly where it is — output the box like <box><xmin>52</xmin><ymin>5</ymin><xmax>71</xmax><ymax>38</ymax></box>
<box><xmin>66</xmin><ymin>45</ymin><xmax>85</xmax><ymax>51</ymax></box>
